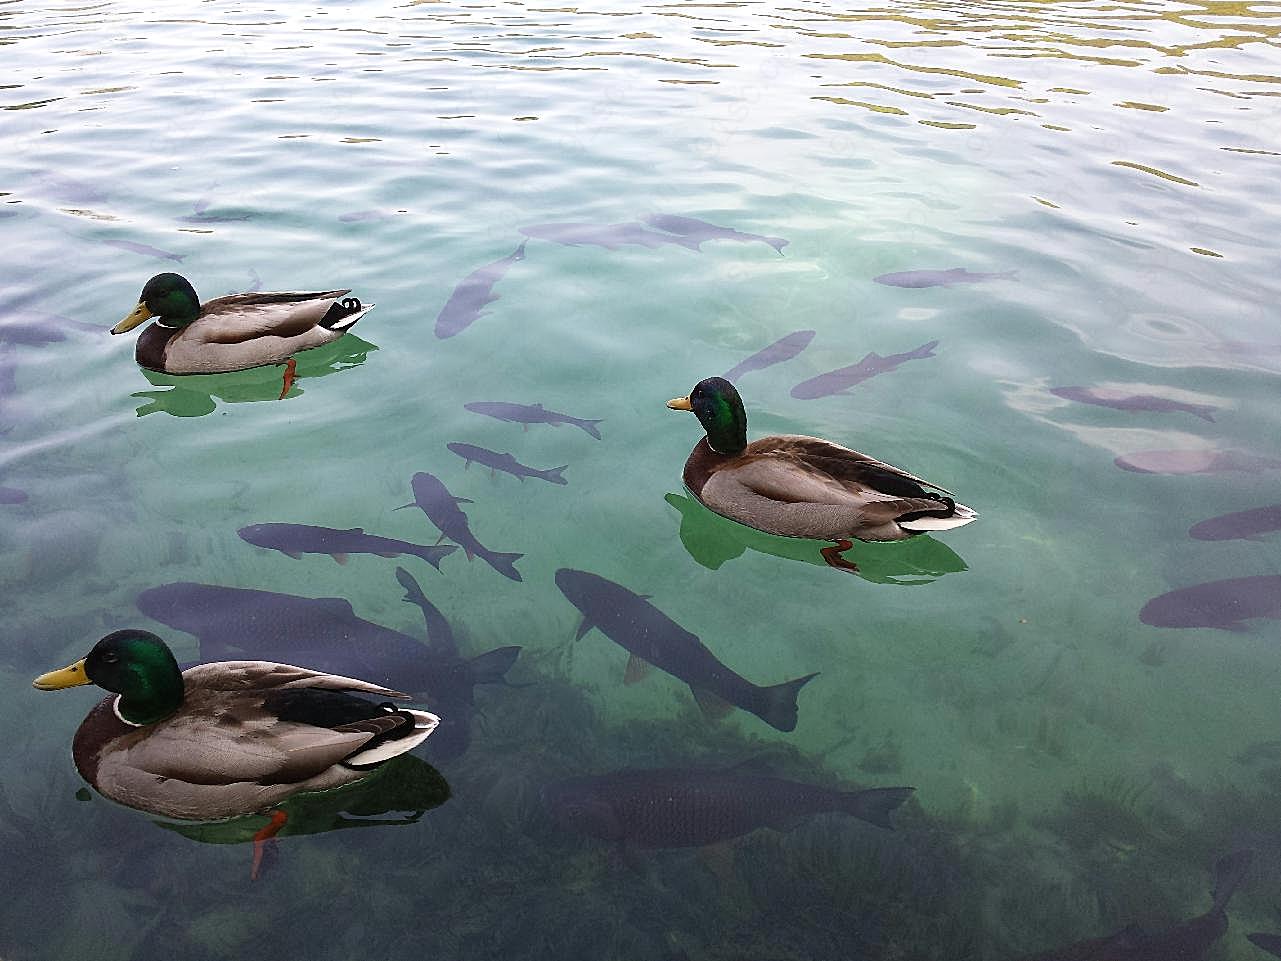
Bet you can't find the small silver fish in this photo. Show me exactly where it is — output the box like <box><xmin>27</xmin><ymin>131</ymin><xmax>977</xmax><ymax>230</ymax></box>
<box><xmin>874</xmin><ymin>267</ymin><xmax>1016</xmax><ymax>288</ymax></box>
<box><xmin>790</xmin><ymin>340</ymin><xmax>938</xmax><ymax>399</ymax></box>
<box><xmin>103</xmin><ymin>239</ymin><xmax>185</xmax><ymax>262</ymax></box>
<box><xmin>722</xmin><ymin>330</ymin><xmax>815</xmax><ymax>382</ymax></box>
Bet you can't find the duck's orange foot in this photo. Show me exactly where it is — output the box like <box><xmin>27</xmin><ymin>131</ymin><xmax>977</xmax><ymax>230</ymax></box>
<box><xmin>278</xmin><ymin>357</ymin><xmax>297</xmax><ymax>400</ymax></box>
<box><xmin>820</xmin><ymin>539</ymin><xmax>859</xmax><ymax>573</ymax></box>
<box><xmin>251</xmin><ymin>809</ymin><xmax>288</xmax><ymax>880</ymax></box>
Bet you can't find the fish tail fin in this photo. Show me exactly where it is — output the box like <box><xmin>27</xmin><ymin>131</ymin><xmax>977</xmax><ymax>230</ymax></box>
<box><xmin>468</xmin><ymin>646</ymin><xmax>521</xmax><ymax>685</ymax></box>
<box><xmin>542</xmin><ymin>465</ymin><xmax>570</xmax><ymax>485</ymax></box>
<box><xmin>576</xmin><ymin>419</ymin><xmax>603</xmax><ymax>440</ymax></box>
<box><xmin>395</xmin><ymin>565</ymin><xmax>427</xmax><ymax>603</ymax></box>
<box><xmin>768</xmin><ymin>237</ymin><xmax>789</xmax><ymax>255</ymax></box>
<box><xmin>485</xmin><ymin>550</ymin><xmax>524</xmax><ymax>582</ymax></box>
<box><xmin>757</xmin><ymin>672</ymin><xmax>819</xmax><ymax>732</ymax></box>
<box><xmin>838</xmin><ymin>786</ymin><xmax>914</xmax><ymax>830</ymax></box>
<box><xmin>915</xmin><ymin>339</ymin><xmax>940</xmax><ymax>358</ymax></box>
<box><xmin>1211</xmin><ymin>849</ymin><xmax>1252</xmax><ymax>913</ymax></box>
<box><xmin>415</xmin><ymin>543</ymin><xmax>457</xmax><ymax>571</ymax></box>
<box><xmin>1194</xmin><ymin>406</ymin><xmax>1217</xmax><ymax>423</ymax></box>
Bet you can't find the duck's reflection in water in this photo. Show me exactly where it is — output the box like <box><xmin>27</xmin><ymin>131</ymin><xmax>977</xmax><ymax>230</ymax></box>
<box><xmin>130</xmin><ymin>335</ymin><xmax>377</xmax><ymax>417</ymax></box>
<box><xmin>665</xmin><ymin>492</ymin><xmax>967</xmax><ymax>585</ymax></box>
<box><xmin>152</xmin><ymin>755</ymin><xmax>449</xmax><ymax>878</ymax></box>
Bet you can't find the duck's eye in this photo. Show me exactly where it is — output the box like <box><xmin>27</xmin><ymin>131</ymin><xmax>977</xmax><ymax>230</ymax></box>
<box><xmin>102</xmin><ymin>652</ymin><xmax>119</xmax><ymax>664</ymax></box>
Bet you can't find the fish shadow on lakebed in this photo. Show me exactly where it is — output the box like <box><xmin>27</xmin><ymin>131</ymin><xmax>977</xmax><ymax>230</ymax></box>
<box><xmin>664</xmin><ymin>491</ymin><xmax>968</xmax><ymax>584</ymax></box>
<box><xmin>129</xmin><ymin>334</ymin><xmax>377</xmax><ymax>417</ymax></box>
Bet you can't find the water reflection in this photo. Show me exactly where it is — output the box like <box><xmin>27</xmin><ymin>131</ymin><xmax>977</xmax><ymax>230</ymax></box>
<box><xmin>665</xmin><ymin>491</ymin><xmax>967</xmax><ymax>584</ymax></box>
<box><xmin>153</xmin><ymin>755</ymin><xmax>449</xmax><ymax>877</ymax></box>
<box><xmin>130</xmin><ymin>334</ymin><xmax>376</xmax><ymax>417</ymax></box>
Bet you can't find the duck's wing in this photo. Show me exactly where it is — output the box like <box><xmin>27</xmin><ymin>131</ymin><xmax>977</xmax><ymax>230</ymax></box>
<box><xmin>104</xmin><ymin>661</ymin><xmax>414</xmax><ymax>789</ymax></box>
<box><xmin>194</xmin><ymin>290</ymin><xmax>354</xmax><ymax>343</ymax></box>
<box><xmin>745</xmin><ymin>435</ymin><xmax>954</xmax><ymax>498</ymax></box>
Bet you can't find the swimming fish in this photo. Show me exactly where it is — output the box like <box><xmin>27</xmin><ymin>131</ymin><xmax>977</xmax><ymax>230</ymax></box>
<box><xmin>464</xmin><ymin>401</ymin><xmax>603</xmax><ymax>440</ymax></box>
<box><xmin>447</xmin><ymin>442</ymin><xmax>568</xmax><ymax>485</ymax></box>
<box><xmin>434</xmin><ymin>242</ymin><xmax>527</xmax><ymax>339</ymax></box>
<box><xmin>102</xmin><ymin>239</ymin><xmax>185</xmax><ymax>262</ymax></box>
<box><xmin>135</xmin><ymin>581</ymin><xmax>520</xmax><ymax>761</ymax></box>
<box><xmin>1050</xmin><ymin>386</ymin><xmax>1217</xmax><ymax>422</ymax></box>
<box><xmin>395</xmin><ymin>566</ymin><xmax>457</xmax><ymax>657</ymax></box>
<box><xmin>722</xmin><ymin>329</ymin><xmax>815</xmax><ymax>382</ymax></box>
<box><xmin>554</xmin><ymin>568</ymin><xmax>817</xmax><ymax>732</ymax></box>
<box><xmin>1115</xmin><ymin>449</ymin><xmax>1281</xmax><ymax>475</ymax></box>
<box><xmin>1139</xmin><ymin>575</ymin><xmax>1281</xmax><ymax>631</ymax></box>
<box><xmin>519</xmin><ymin>221</ymin><xmax>699</xmax><ymax>251</ymax></box>
<box><xmin>1248</xmin><ymin>933</ymin><xmax>1281</xmax><ymax>957</ymax></box>
<box><xmin>544</xmin><ymin>766</ymin><xmax>912</xmax><ymax>848</ymax></box>
<box><xmin>790</xmin><ymin>340</ymin><xmax>938</xmax><ymax>399</ymax></box>
<box><xmin>338</xmin><ymin>209</ymin><xmax>397</xmax><ymax>223</ymax></box>
<box><xmin>237</xmin><ymin>522</ymin><xmax>457</xmax><ymax>571</ymax></box>
<box><xmin>874</xmin><ymin>267</ymin><xmax>1016</xmax><ymax>288</ymax></box>
<box><xmin>1010</xmin><ymin>850</ymin><xmax>1252</xmax><ymax>961</ymax></box>
<box><xmin>1188</xmin><ymin>504</ymin><xmax>1281</xmax><ymax>541</ymax></box>
<box><xmin>0</xmin><ymin>315</ymin><xmax>66</xmax><ymax>346</ymax></box>
<box><xmin>0</xmin><ymin>486</ymin><xmax>27</xmax><ymax>504</ymax></box>
<box><xmin>397</xmin><ymin>472</ymin><xmax>523</xmax><ymax>582</ymax></box>
<box><xmin>643</xmin><ymin>214</ymin><xmax>789</xmax><ymax>255</ymax></box>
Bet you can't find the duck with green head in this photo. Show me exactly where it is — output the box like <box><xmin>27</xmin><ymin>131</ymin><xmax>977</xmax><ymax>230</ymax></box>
<box><xmin>667</xmin><ymin>377</ymin><xmax>976</xmax><ymax>570</ymax></box>
<box><xmin>111</xmin><ymin>272</ymin><xmax>373</xmax><ymax>397</ymax></box>
<box><xmin>33</xmin><ymin>630</ymin><xmax>439</xmax><ymax>823</ymax></box>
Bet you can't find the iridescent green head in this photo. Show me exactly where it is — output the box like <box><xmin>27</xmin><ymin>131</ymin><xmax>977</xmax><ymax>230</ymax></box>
<box><xmin>34</xmin><ymin>630</ymin><xmax>185</xmax><ymax>725</ymax></box>
<box><xmin>667</xmin><ymin>376</ymin><xmax>748</xmax><ymax>455</ymax></box>
<box><xmin>111</xmin><ymin>273</ymin><xmax>201</xmax><ymax>334</ymax></box>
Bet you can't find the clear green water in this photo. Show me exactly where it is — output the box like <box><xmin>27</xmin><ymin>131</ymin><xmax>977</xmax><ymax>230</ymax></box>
<box><xmin>3</xmin><ymin>0</ymin><xmax>1281</xmax><ymax>956</ymax></box>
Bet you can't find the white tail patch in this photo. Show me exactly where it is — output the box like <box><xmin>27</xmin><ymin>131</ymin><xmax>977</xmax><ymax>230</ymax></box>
<box><xmin>899</xmin><ymin>503</ymin><xmax>978</xmax><ymax>533</ymax></box>
<box><xmin>346</xmin><ymin>709</ymin><xmax>440</xmax><ymax>765</ymax></box>
<box><xmin>332</xmin><ymin>303</ymin><xmax>374</xmax><ymax>331</ymax></box>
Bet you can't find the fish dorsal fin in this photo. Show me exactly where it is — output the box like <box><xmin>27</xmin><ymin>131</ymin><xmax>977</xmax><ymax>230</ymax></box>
<box><xmin>947</xmin><ymin>267</ymin><xmax>966</xmax><ymax>274</ymax></box>
<box><xmin>691</xmin><ymin>686</ymin><xmax>734</xmax><ymax>720</ymax></box>
<box><xmin>624</xmin><ymin>654</ymin><xmax>652</xmax><ymax>685</ymax></box>
<box><xmin>532</xmin><ymin>403</ymin><xmax>544</xmax><ymax>409</ymax></box>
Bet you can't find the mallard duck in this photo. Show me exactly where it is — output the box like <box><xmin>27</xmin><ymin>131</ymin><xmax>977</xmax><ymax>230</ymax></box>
<box><xmin>666</xmin><ymin>377</ymin><xmax>976</xmax><ymax>570</ymax></box>
<box><xmin>33</xmin><ymin>630</ymin><xmax>439</xmax><ymax>822</ymax></box>
<box><xmin>110</xmin><ymin>272</ymin><xmax>373</xmax><ymax>397</ymax></box>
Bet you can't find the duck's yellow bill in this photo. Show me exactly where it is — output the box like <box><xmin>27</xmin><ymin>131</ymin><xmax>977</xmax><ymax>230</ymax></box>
<box><xmin>33</xmin><ymin>657</ymin><xmax>91</xmax><ymax>691</ymax></box>
<box><xmin>666</xmin><ymin>396</ymin><xmax>693</xmax><ymax>411</ymax></box>
<box><xmin>110</xmin><ymin>302</ymin><xmax>152</xmax><ymax>335</ymax></box>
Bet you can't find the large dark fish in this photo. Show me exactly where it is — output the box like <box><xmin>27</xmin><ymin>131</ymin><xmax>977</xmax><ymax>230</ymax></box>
<box><xmin>554</xmin><ymin>568</ymin><xmax>817</xmax><ymax>732</ymax></box>
<box><xmin>1140</xmin><ymin>575</ymin><xmax>1281</xmax><ymax>631</ymax></box>
<box><xmin>447</xmin><ymin>442</ymin><xmax>568</xmax><ymax>485</ymax></box>
<box><xmin>544</xmin><ymin>766</ymin><xmax>912</xmax><ymax>847</ymax></box>
<box><xmin>874</xmin><ymin>267</ymin><xmax>1016</xmax><ymax>288</ymax></box>
<box><xmin>1115</xmin><ymin>449</ymin><xmax>1281</xmax><ymax>475</ymax></box>
<box><xmin>395</xmin><ymin>566</ymin><xmax>457</xmax><ymax>657</ymax></box>
<box><xmin>519</xmin><ymin>221</ymin><xmax>699</xmax><ymax>251</ymax></box>
<box><xmin>1011</xmin><ymin>851</ymin><xmax>1251</xmax><ymax>961</ymax></box>
<box><xmin>721</xmin><ymin>329</ymin><xmax>815</xmax><ymax>382</ymax></box>
<box><xmin>643</xmin><ymin>214</ymin><xmax>788</xmax><ymax>255</ymax></box>
<box><xmin>434</xmin><ymin>242</ymin><xmax>527</xmax><ymax>339</ymax></box>
<box><xmin>1249</xmin><ymin>933</ymin><xmax>1281</xmax><ymax>957</ymax></box>
<box><xmin>102</xmin><ymin>239</ymin><xmax>185</xmax><ymax>262</ymax></box>
<box><xmin>1189</xmin><ymin>504</ymin><xmax>1281</xmax><ymax>541</ymax></box>
<box><xmin>397</xmin><ymin>472</ymin><xmax>523</xmax><ymax>582</ymax></box>
<box><xmin>0</xmin><ymin>486</ymin><xmax>27</xmax><ymax>505</ymax></box>
<box><xmin>237</xmin><ymin>522</ymin><xmax>457</xmax><ymax>571</ymax></box>
<box><xmin>135</xmin><ymin>581</ymin><xmax>520</xmax><ymax>761</ymax></box>
<box><xmin>1050</xmin><ymin>386</ymin><xmax>1217</xmax><ymax>422</ymax></box>
<box><xmin>790</xmin><ymin>340</ymin><xmax>938</xmax><ymax>399</ymax></box>
<box><xmin>464</xmin><ymin>400</ymin><xmax>603</xmax><ymax>440</ymax></box>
